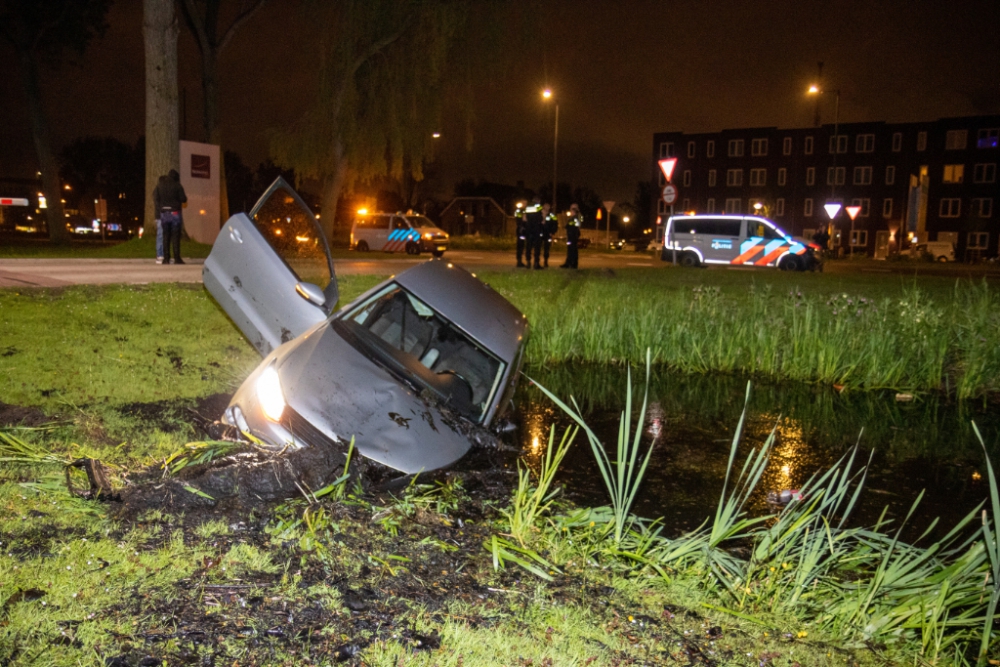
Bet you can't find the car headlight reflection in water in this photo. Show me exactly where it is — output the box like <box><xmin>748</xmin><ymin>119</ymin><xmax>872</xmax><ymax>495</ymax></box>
<box><xmin>256</xmin><ymin>365</ymin><xmax>286</xmax><ymax>422</ymax></box>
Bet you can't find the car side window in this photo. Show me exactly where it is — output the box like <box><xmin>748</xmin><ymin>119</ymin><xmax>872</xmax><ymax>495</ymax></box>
<box><xmin>251</xmin><ymin>184</ymin><xmax>331</xmax><ymax>290</ymax></box>
<box><xmin>392</xmin><ymin>216</ymin><xmax>410</xmax><ymax>231</ymax></box>
<box><xmin>750</xmin><ymin>222</ymin><xmax>782</xmax><ymax>240</ymax></box>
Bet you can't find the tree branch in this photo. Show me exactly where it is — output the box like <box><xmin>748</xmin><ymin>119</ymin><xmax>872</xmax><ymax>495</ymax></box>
<box><xmin>217</xmin><ymin>0</ymin><xmax>268</xmax><ymax>53</ymax></box>
<box><xmin>178</xmin><ymin>0</ymin><xmax>210</xmax><ymax>56</ymax></box>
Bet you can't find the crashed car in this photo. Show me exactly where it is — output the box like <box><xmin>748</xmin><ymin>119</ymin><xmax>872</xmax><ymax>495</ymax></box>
<box><xmin>203</xmin><ymin>177</ymin><xmax>528</xmax><ymax>478</ymax></box>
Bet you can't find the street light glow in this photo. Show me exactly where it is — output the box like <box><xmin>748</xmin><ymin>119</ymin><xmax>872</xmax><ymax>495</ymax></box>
<box><xmin>808</xmin><ymin>84</ymin><xmax>820</xmax><ymax>94</ymax></box>
<box><xmin>542</xmin><ymin>88</ymin><xmax>553</xmax><ymax>99</ymax></box>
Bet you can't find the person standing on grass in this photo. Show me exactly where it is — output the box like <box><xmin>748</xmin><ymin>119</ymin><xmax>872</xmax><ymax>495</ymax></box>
<box><xmin>542</xmin><ymin>205</ymin><xmax>558</xmax><ymax>268</ymax></box>
<box><xmin>524</xmin><ymin>197</ymin><xmax>544</xmax><ymax>269</ymax></box>
<box><xmin>514</xmin><ymin>202</ymin><xmax>528</xmax><ymax>267</ymax></box>
<box><xmin>154</xmin><ymin>169</ymin><xmax>187</xmax><ymax>265</ymax></box>
<box><xmin>561</xmin><ymin>203</ymin><xmax>583</xmax><ymax>269</ymax></box>
<box><xmin>154</xmin><ymin>175</ymin><xmax>167</xmax><ymax>264</ymax></box>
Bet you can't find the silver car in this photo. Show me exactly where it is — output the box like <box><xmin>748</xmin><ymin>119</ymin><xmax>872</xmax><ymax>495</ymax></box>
<box><xmin>203</xmin><ymin>178</ymin><xmax>528</xmax><ymax>476</ymax></box>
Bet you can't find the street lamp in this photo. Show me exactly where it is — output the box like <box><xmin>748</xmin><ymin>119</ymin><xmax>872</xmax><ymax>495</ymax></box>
<box><xmin>808</xmin><ymin>84</ymin><xmax>841</xmax><ymax>249</ymax></box>
<box><xmin>542</xmin><ymin>88</ymin><xmax>559</xmax><ymax>213</ymax></box>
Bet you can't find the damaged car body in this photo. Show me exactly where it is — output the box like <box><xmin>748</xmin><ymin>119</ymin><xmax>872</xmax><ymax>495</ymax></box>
<box><xmin>203</xmin><ymin>177</ymin><xmax>528</xmax><ymax>479</ymax></box>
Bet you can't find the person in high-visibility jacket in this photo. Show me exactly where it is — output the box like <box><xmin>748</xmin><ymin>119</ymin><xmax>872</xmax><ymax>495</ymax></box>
<box><xmin>514</xmin><ymin>202</ymin><xmax>528</xmax><ymax>267</ymax></box>
<box><xmin>525</xmin><ymin>198</ymin><xmax>545</xmax><ymax>269</ymax></box>
<box><xmin>542</xmin><ymin>206</ymin><xmax>559</xmax><ymax>268</ymax></box>
<box><xmin>560</xmin><ymin>203</ymin><xmax>583</xmax><ymax>269</ymax></box>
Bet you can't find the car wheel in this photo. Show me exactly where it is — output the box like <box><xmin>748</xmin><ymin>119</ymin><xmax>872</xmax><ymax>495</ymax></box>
<box><xmin>937</xmin><ymin>256</ymin><xmax>948</xmax><ymax>263</ymax></box>
<box><xmin>431</xmin><ymin>249</ymin><xmax>444</xmax><ymax>258</ymax></box>
<box><xmin>356</xmin><ymin>240</ymin><xmax>369</xmax><ymax>252</ymax></box>
<box><xmin>780</xmin><ymin>256</ymin><xmax>800</xmax><ymax>271</ymax></box>
<box><xmin>678</xmin><ymin>252</ymin><xmax>699</xmax><ymax>268</ymax></box>
<box><xmin>405</xmin><ymin>241</ymin><xmax>420</xmax><ymax>255</ymax></box>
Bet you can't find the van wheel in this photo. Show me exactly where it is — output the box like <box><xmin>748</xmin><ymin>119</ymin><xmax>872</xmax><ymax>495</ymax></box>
<box><xmin>679</xmin><ymin>252</ymin><xmax>699</xmax><ymax>268</ymax></box>
<box><xmin>780</xmin><ymin>256</ymin><xmax>800</xmax><ymax>271</ymax></box>
<box><xmin>937</xmin><ymin>256</ymin><xmax>948</xmax><ymax>263</ymax></box>
<box><xmin>431</xmin><ymin>249</ymin><xmax>445</xmax><ymax>258</ymax></box>
<box><xmin>405</xmin><ymin>241</ymin><xmax>420</xmax><ymax>255</ymax></box>
<box><xmin>355</xmin><ymin>241</ymin><xmax>369</xmax><ymax>252</ymax></box>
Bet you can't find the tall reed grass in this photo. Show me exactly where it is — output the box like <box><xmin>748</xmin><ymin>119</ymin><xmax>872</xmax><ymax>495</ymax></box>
<box><xmin>490</xmin><ymin>272</ymin><xmax>1000</xmax><ymax>399</ymax></box>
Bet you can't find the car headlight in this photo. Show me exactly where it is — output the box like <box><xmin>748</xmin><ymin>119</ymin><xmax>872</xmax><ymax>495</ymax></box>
<box><xmin>424</xmin><ymin>233</ymin><xmax>433</xmax><ymax>240</ymax></box>
<box><xmin>256</xmin><ymin>365</ymin><xmax>286</xmax><ymax>422</ymax></box>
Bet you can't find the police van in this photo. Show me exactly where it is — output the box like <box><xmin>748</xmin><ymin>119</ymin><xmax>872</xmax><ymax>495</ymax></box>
<box><xmin>660</xmin><ymin>214</ymin><xmax>821</xmax><ymax>271</ymax></box>
<box><xmin>351</xmin><ymin>211</ymin><xmax>449</xmax><ymax>256</ymax></box>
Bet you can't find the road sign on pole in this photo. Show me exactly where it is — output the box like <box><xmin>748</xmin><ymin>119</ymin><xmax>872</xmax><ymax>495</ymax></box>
<box><xmin>658</xmin><ymin>158</ymin><xmax>677</xmax><ymax>182</ymax></box>
<box><xmin>661</xmin><ymin>185</ymin><xmax>678</xmax><ymax>205</ymax></box>
<box><xmin>603</xmin><ymin>200</ymin><xmax>615</xmax><ymax>247</ymax></box>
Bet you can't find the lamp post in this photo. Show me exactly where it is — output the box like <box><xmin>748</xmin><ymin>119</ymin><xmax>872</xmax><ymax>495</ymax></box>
<box><xmin>808</xmin><ymin>84</ymin><xmax>840</xmax><ymax>250</ymax></box>
<box><xmin>542</xmin><ymin>88</ymin><xmax>559</xmax><ymax>213</ymax></box>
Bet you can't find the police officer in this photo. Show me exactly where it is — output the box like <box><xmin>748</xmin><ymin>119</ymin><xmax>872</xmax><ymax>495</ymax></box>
<box><xmin>524</xmin><ymin>198</ymin><xmax>545</xmax><ymax>269</ymax></box>
<box><xmin>561</xmin><ymin>203</ymin><xmax>583</xmax><ymax>269</ymax></box>
<box><xmin>514</xmin><ymin>202</ymin><xmax>528</xmax><ymax>267</ymax></box>
<box><xmin>542</xmin><ymin>205</ymin><xmax>559</xmax><ymax>267</ymax></box>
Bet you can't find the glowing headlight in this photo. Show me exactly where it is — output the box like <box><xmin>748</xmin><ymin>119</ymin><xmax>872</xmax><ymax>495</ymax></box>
<box><xmin>423</xmin><ymin>232</ymin><xmax>433</xmax><ymax>239</ymax></box>
<box><xmin>256</xmin><ymin>365</ymin><xmax>286</xmax><ymax>422</ymax></box>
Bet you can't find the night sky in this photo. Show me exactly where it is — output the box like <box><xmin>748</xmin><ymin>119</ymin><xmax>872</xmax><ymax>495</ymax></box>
<box><xmin>2</xmin><ymin>0</ymin><xmax>997</xmax><ymax>204</ymax></box>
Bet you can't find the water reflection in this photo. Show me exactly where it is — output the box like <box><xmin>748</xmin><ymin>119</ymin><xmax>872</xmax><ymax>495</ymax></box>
<box><xmin>514</xmin><ymin>365</ymin><xmax>999</xmax><ymax>539</ymax></box>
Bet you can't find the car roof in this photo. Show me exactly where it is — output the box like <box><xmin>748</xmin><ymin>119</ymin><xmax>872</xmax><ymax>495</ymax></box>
<box><xmin>394</xmin><ymin>260</ymin><xmax>527</xmax><ymax>363</ymax></box>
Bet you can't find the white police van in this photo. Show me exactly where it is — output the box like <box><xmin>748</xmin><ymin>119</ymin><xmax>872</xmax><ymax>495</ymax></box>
<box><xmin>660</xmin><ymin>214</ymin><xmax>820</xmax><ymax>271</ymax></box>
<box><xmin>351</xmin><ymin>212</ymin><xmax>449</xmax><ymax>257</ymax></box>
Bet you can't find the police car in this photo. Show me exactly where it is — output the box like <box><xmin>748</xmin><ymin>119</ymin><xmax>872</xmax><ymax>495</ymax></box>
<box><xmin>351</xmin><ymin>211</ymin><xmax>449</xmax><ymax>257</ymax></box>
<box><xmin>660</xmin><ymin>214</ymin><xmax>821</xmax><ymax>271</ymax></box>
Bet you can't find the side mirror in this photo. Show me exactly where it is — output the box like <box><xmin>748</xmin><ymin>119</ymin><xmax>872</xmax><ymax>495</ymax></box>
<box><xmin>295</xmin><ymin>282</ymin><xmax>327</xmax><ymax>308</ymax></box>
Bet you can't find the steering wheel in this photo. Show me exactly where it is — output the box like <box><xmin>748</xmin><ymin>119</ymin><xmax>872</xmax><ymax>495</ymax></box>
<box><xmin>437</xmin><ymin>370</ymin><xmax>474</xmax><ymax>406</ymax></box>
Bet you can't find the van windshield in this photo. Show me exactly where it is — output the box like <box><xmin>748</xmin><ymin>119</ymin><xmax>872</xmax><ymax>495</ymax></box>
<box><xmin>749</xmin><ymin>221</ymin><xmax>784</xmax><ymax>240</ymax></box>
<box><xmin>407</xmin><ymin>215</ymin><xmax>435</xmax><ymax>228</ymax></box>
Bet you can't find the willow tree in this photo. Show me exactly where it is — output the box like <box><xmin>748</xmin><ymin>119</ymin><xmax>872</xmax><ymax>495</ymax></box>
<box><xmin>271</xmin><ymin>0</ymin><xmax>488</xmax><ymax>237</ymax></box>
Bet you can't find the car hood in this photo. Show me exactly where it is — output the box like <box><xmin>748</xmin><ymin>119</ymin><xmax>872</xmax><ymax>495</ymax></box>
<box><xmin>272</xmin><ymin>320</ymin><xmax>475</xmax><ymax>475</ymax></box>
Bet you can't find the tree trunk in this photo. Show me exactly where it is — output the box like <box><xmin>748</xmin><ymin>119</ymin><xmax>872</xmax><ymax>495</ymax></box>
<box><xmin>320</xmin><ymin>140</ymin><xmax>347</xmax><ymax>241</ymax></box>
<box><xmin>18</xmin><ymin>49</ymin><xmax>69</xmax><ymax>244</ymax></box>
<box><xmin>144</xmin><ymin>0</ymin><xmax>180</xmax><ymax>238</ymax></box>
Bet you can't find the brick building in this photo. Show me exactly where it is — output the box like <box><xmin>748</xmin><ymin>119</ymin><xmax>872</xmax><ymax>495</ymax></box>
<box><xmin>651</xmin><ymin>115</ymin><xmax>1000</xmax><ymax>259</ymax></box>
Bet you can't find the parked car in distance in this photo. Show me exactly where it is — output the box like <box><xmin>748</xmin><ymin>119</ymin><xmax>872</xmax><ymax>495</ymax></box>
<box><xmin>351</xmin><ymin>211</ymin><xmax>449</xmax><ymax>256</ymax></box>
<box><xmin>659</xmin><ymin>214</ymin><xmax>821</xmax><ymax>271</ymax></box>
<box><xmin>203</xmin><ymin>178</ymin><xmax>528</xmax><ymax>479</ymax></box>
<box><xmin>910</xmin><ymin>241</ymin><xmax>955</xmax><ymax>262</ymax></box>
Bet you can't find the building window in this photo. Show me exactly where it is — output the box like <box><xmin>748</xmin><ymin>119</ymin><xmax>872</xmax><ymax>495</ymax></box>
<box><xmin>856</xmin><ymin>134</ymin><xmax>875</xmax><ymax>153</ymax></box>
<box><xmin>728</xmin><ymin>139</ymin><xmax>745</xmax><ymax>157</ymax></box>
<box><xmin>706</xmin><ymin>198</ymin><xmax>716</xmax><ymax>213</ymax></box>
<box><xmin>708</xmin><ymin>170</ymin><xmax>717</xmax><ymax>187</ymax></box>
<box><xmin>829</xmin><ymin>135</ymin><xmax>848</xmax><ymax>154</ymax></box>
<box><xmin>850</xmin><ymin>198</ymin><xmax>871</xmax><ymax>217</ymax></box>
<box><xmin>945</xmin><ymin>129</ymin><xmax>968</xmax><ymax>150</ymax></box>
<box><xmin>939</xmin><ymin>198</ymin><xmax>961</xmax><ymax>218</ymax></box>
<box><xmin>972</xmin><ymin>198</ymin><xmax>993</xmax><ymax>218</ymax></box>
<box><xmin>682</xmin><ymin>198</ymin><xmax>690</xmax><ymax>210</ymax></box>
<box><xmin>657</xmin><ymin>200</ymin><xmax>667</xmax><ymax>215</ymax></box>
<box><xmin>783</xmin><ymin>137</ymin><xmax>792</xmax><ymax>155</ymax></box>
<box><xmin>658</xmin><ymin>172</ymin><xmax>665</xmax><ymax>186</ymax></box>
<box><xmin>850</xmin><ymin>230</ymin><xmax>868</xmax><ymax>247</ymax></box>
<box><xmin>804</xmin><ymin>198</ymin><xmax>814</xmax><ymax>217</ymax></box>
<box><xmin>943</xmin><ymin>164</ymin><xmax>965</xmax><ymax>183</ymax></box>
<box><xmin>777</xmin><ymin>168</ymin><xmax>787</xmax><ymax>186</ymax></box>
<box><xmin>882</xmin><ymin>198</ymin><xmax>893</xmax><ymax>218</ymax></box>
<box><xmin>917</xmin><ymin>132</ymin><xmax>927</xmax><ymax>151</ymax></box>
<box><xmin>892</xmin><ymin>132</ymin><xmax>902</xmax><ymax>152</ymax></box>
<box><xmin>978</xmin><ymin>128</ymin><xmax>999</xmax><ymax>149</ymax></box>
<box><xmin>750</xmin><ymin>168</ymin><xmax>766</xmax><ymax>186</ymax></box>
<box><xmin>776</xmin><ymin>198</ymin><xmax>785</xmax><ymax>216</ymax></box>
<box><xmin>751</xmin><ymin>138</ymin><xmax>768</xmax><ymax>156</ymax></box>
<box><xmin>659</xmin><ymin>141</ymin><xmax>674</xmax><ymax>158</ymax></box>
<box><xmin>725</xmin><ymin>198</ymin><xmax>741</xmax><ymax>214</ymax></box>
<box><xmin>804</xmin><ymin>136</ymin><xmax>814</xmax><ymax>155</ymax></box>
<box><xmin>706</xmin><ymin>140</ymin><xmax>715</xmax><ymax>158</ymax></box>
<box><xmin>683</xmin><ymin>170</ymin><xmax>692</xmax><ymax>187</ymax></box>
<box><xmin>806</xmin><ymin>167</ymin><xmax>815</xmax><ymax>186</ymax></box>
<box><xmin>726</xmin><ymin>169</ymin><xmax>743</xmax><ymax>187</ymax></box>
<box><xmin>968</xmin><ymin>232</ymin><xmax>989</xmax><ymax>249</ymax></box>
<box><xmin>974</xmin><ymin>163</ymin><xmax>997</xmax><ymax>183</ymax></box>
<box><xmin>886</xmin><ymin>165</ymin><xmax>896</xmax><ymax>185</ymax></box>
<box><xmin>827</xmin><ymin>166</ymin><xmax>846</xmax><ymax>186</ymax></box>
<box><xmin>687</xmin><ymin>141</ymin><xmax>696</xmax><ymax>158</ymax></box>
<box><xmin>853</xmin><ymin>166</ymin><xmax>873</xmax><ymax>185</ymax></box>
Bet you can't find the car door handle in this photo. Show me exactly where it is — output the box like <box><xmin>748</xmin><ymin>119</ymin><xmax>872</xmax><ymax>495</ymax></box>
<box><xmin>230</xmin><ymin>227</ymin><xmax>243</xmax><ymax>244</ymax></box>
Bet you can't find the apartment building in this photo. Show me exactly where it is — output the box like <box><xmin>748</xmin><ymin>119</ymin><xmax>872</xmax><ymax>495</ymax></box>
<box><xmin>651</xmin><ymin>115</ymin><xmax>1000</xmax><ymax>259</ymax></box>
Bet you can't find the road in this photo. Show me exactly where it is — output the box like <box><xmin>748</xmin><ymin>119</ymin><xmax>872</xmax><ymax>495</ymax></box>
<box><xmin>0</xmin><ymin>251</ymin><xmax>660</xmax><ymax>288</ymax></box>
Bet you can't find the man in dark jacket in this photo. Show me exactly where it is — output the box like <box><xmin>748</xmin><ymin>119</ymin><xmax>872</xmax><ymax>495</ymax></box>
<box><xmin>524</xmin><ymin>197</ymin><xmax>544</xmax><ymax>269</ymax></box>
<box><xmin>561</xmin><ymin>203</ymin><xmax>583</xmax><ymax>268</ymax></box>
<box><xmin>542</xmin><ymin>205</ymin><xmax>559</xmax><ymax>267</ymax></box>
<box><xmin>153</xmin><ymin>169</ymin><xmax>187</xmax><ymax>264</ymax></box>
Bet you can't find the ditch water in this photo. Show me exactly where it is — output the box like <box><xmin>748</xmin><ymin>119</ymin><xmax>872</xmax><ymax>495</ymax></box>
<box><xmin>512</xmin><ymin>364</ymin><xmax>1000</xmax><ymax>541</ymax></box>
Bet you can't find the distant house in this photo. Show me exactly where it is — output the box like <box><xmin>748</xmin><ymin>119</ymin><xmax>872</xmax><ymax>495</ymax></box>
<box><xmin>439</xmin><ymin>197</ymin><xmax>511</xmax><ymax>237</ymax></box>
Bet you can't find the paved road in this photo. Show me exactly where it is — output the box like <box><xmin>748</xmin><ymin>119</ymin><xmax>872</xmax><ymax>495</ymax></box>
<box><xmin>0</xmin><ymin>251</ymin><xmax>659</xmax><ymax>288</ymax></box>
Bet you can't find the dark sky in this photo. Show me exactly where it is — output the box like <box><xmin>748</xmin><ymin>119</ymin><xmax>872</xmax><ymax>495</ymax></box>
<box><xmin>2</xmin><ymin>0</ymin><xmax>998</xmax><ymax>204</ymax></box>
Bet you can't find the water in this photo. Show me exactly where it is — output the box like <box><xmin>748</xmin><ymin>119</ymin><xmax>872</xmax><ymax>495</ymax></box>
<box><xmin>513</xmin><ymin>364</ymin><xmax>1000</xmax><ymax>540</ymax></box>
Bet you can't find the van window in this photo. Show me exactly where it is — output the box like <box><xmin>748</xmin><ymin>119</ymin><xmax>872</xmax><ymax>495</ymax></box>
<box><xmin>748</xmin><ymin>220</ymin><xmax>783</xmax><ymax>240</ymax></box>
<box><xmin>674</xmin><ymin>217</ymin><xmax>740</xmax><ymax>236</ymax></box>
<box><xmin>392</xmin><ymin>216</ymin><xmax>410</xmax><ymax>231</ymax></box>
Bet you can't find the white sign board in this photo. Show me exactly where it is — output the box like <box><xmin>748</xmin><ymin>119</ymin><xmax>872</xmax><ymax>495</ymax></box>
<box><xmin>661</xmin><ymin>185</ymin><xmax>677</xmax><ymax>205</ymax></box>
<box><xmin>179</xmin><ymin>140</ymin><xmax>221</xmax><ymax>244</ymax></box>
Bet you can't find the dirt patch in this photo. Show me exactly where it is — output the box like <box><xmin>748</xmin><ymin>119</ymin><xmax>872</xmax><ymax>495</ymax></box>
<box><xmin>116</xmin><ymin>393</ymin><xmax>233</xmax><ymax>434</ymax></box>
<box><xmin>0</xmin><ymin>401</ymin><xmax>55</xmax><ymax>428</ymax></box>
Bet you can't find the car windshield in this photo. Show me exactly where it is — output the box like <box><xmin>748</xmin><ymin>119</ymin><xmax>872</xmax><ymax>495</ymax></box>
<box><xmin>334</xmin><ymin>284</ymin><xmax>505</xmax><ymax>423</ymax></box>
<box><xmin>407</xmin><ymin>215</ymin><xmax>436</xmax><ymax>228</ymax></box>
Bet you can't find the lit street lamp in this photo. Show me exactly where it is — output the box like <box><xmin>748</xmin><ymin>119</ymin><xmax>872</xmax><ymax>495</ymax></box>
<box><xmin>542</xmin><ymin>88</ymin><xmax>559</xmax><ymax>213</ymax></box>
<box><xmin>809</xmin><ymin>83</ymin><xmax>841</xmax><ymax>249</ymax></box>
